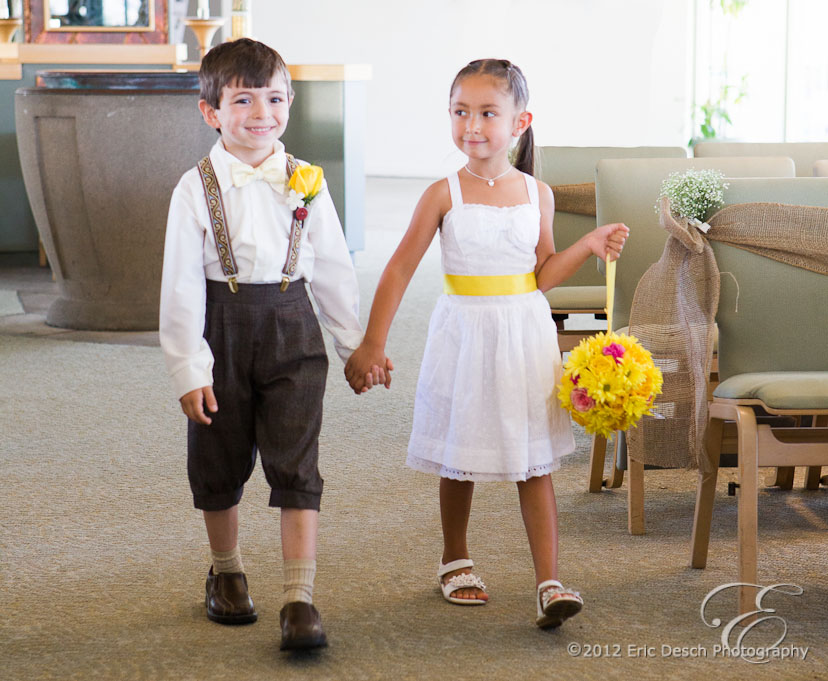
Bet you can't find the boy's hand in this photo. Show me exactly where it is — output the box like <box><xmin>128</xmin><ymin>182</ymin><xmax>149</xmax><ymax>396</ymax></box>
<box><xmin>588</xmin><ymin>222</ymin><xmax>629</xmax><ymax>261</ymax></box>
<box><xmin>180</xmin><ymin>386</ymin><xmax>218</xmax><ymax>425</ymax></box>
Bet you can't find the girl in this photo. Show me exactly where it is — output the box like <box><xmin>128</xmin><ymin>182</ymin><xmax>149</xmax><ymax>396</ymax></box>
<box><xmin>345</xmin><ymin>59</ymin><xmax>628</xmax><ymax>628</ymax></box>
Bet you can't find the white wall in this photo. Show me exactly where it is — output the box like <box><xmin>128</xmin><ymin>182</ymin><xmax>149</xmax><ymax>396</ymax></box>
<box><xmin>250</xmin><ymin>0</ymin><xmax>692</xmax><ymax>177</ymax></box>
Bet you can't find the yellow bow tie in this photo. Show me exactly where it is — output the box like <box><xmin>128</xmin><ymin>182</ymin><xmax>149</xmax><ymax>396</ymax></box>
<box><xmin>230</xmin><ymin>154</ymin><xmax>286</xmax><ymax>193</ymax></box>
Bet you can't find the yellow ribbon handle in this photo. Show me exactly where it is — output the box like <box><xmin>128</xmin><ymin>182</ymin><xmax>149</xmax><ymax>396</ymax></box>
<box><xmin>605</xmin><ymin>254</ymin><xmax>616</xmax><ymax>333</ymax></box>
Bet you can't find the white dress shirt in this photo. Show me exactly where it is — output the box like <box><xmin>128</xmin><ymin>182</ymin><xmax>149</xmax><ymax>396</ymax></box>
<box><xmin>160</xmin><ymin>139</ymin><xmax>362</xmax><ymax>399</ymax></box>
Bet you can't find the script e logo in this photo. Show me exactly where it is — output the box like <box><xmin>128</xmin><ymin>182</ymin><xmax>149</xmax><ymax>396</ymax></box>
<box><xmin>700</xmin><ymin>582</ymin><xmax>803</xmax><ymax>662</ymax></box>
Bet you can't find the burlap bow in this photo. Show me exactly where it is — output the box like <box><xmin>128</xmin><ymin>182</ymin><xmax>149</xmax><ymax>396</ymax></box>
<box><xmin>626</xmin><ymin>198</ymin><xmax>828</xmax><ymax>471</ymax></box>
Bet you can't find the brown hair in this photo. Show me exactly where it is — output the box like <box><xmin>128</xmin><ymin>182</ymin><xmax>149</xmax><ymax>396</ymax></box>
<box><xmin>449</xmin><ymin>59</ymin><xmax>534</xmax><ymax>175</ymax></box>
<box><xmin>199</xmin><ymin>38</ymin><xmax>292</xmax><ymax>110</ymax></box>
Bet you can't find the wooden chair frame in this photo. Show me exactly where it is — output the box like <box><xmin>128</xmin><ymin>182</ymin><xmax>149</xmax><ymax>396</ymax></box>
<box><xmin>691</xmin><ymin>400</ymin><xmax>828</xmax><ymax>615</ymax></box>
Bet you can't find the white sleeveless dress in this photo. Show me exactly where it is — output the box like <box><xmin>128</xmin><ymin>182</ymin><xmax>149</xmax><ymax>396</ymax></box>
<box><xmin>406</xmin><ymin>172</ymin><xmax>576</xmax><ymax>482</ymax></box>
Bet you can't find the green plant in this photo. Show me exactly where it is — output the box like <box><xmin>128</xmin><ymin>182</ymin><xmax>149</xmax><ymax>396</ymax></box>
<box><xmin>694</xmin><ymin>76</ymin><xmax>748</xmax><ymax>142</ymax></box>
<box><xmin>720</xmin><ymin>0</ymin><xmax>748</xmax><ymax>16</ymax></box>
<box><xmin>690</xmin><ymin>0</ymin><xmax>750</xmax><ymax>145</ymax></box>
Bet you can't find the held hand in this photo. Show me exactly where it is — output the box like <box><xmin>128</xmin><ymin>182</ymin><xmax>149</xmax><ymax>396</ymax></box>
<box><xmin>588</xmin><ymin>222</ymin><xmax>629</xmax><ymax>261</ymax></box>
<box><xmin>180</xmin><ymin>386</ymin><xmax>218</xmax><ymax>425</ymax></box>
<box><xmin>365</xmin><ymin>357</ymin><xmax>395</xmax><ymax>391</ymax></box>
<box><xmin>345</xmin><ymin>344</ymin><xmax>393</xmax><ymax>395</ymax></box>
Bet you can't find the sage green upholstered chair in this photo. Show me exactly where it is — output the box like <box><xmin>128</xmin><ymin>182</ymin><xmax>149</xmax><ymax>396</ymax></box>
<box><xmin>693</xmin><ymin>141</ymin><xmax>828</xmax><ymax>177</ymax></box>
<box><xmin>589</xmin><ymin>156</ymin><xmax>796</xmax><ymax>535</ymax></box>
<box><xmin>535</xmin><ymin>146</ymin><xmax>687</xmax><ymax>352</ymax></box>
<box><xmin>813</xmin><ymin>160</ymin><xmax>828</xmax><ymax>177</ymax></box>
<box><xmin>689</xmin><ymin>176</ymin><xmax>828</xmax><ymax>617</ymax></box>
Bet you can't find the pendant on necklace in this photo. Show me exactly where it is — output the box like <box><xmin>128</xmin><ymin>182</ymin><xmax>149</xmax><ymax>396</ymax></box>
<box><xmin>464</xmin><ymin>164</ymin><xmax>512</xmax><ymax>187</ymax></box>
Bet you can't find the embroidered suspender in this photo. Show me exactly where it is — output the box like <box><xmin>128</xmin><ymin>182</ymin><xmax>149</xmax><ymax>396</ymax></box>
<box><xmin>195</xmin><ymin>153</ymin><xmax>305</xmax><ymax>294</ymax></box>
<box><xmin>197</xmin><ymin>156</ymin><xmax>239</xmax><ymax>293</ymax></box>
<box><xmin>280</xmin><ymin>153</ymin><xmax>303</xmax><ymax>292</ymax></box>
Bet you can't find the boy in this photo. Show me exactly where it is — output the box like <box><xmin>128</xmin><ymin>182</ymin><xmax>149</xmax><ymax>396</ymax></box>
<box><xmin>159</xmin><ymin>38</ymin><xmax>362</xmax><ymax>650</ymax></box>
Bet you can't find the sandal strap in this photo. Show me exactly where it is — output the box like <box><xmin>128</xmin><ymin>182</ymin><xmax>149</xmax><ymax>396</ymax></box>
<box><xmin>444</xmin><ymin>572</ymin><xmax>487</xmax><ymax>594</ymax></box>
<box><xmin>537</xmin><ymin>579</ymin><xmax>563</xmax><ymax>593</ymax></box>
<box><xmin>438</xmin><ymin>558</ymin><xmax>474</xmax><ymax>578</ymax></box>
<box><xmin>539</xmin><ymin>583</ymin><xmax>582</xmax><ymax>610</ymax></box>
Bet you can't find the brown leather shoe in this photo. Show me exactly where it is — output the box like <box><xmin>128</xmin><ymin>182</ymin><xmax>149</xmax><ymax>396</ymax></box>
<box><xmin>205</xmin><ymin>567</ymin><xmax>258</xmax><ymax>625</ymax></box>
<box><xmin>279</xmin><ymin>602</ymin><xmax>328</xmax><ymax>650</ymax></box>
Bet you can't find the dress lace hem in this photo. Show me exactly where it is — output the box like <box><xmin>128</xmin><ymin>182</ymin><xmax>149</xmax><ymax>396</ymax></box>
<box><xmin>405</xmin><ymin>453</ymin><xmax>561</xmax><ymax>482</ymax></box>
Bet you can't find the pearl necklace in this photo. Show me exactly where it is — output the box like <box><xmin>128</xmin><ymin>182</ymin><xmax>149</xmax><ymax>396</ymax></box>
<box><xmin>464</xmin><ymin>165</ymin><xmax>513</xmax><ymax>187</ymax></box>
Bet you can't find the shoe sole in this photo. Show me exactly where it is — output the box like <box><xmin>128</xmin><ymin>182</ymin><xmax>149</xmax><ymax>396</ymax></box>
<box><xmin>206</xmin><ymin>610</ymin><xmax>259</xmax><ymax>625</ymax></box>
<box><xmin>205</xmin><ymin>593</ymin><xmax>258</xmax><ymax>625</ymax></box>
<box><xmin>445</xmin><ymin>598</ymin><xmax>487</xmax><ymax>605</ymax></box>
<box><xmin>535</xmin><ymin>599</ymin><xmax>583</xmax><ymax>629</ymax></box>
<box><xmin>280</xmin><ymin>634</ymin><xmax>328</xmax><ymax>651</ymax></box>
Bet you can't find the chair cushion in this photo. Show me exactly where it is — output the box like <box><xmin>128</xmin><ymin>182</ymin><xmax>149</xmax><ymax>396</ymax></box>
<box><xmin>545</xmin><ymin>286</ymin><xmax>606</xmax><ymax>311</ymax></box>
<box><xmin>713</xmin><ymin>372</ymin><xmax>828</xmax><ymax>410</ymax></box>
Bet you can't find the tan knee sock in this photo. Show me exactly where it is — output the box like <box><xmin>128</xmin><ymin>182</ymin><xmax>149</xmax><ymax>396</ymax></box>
<box><xmin>283</xmin><ymin>558</ymin><xmax>316</xmax><ymax>604</ymax></box>
<box><xmin>212</xmin><ymin>546</ymin><xmax>245</xmax><ymax>574</ymax></box>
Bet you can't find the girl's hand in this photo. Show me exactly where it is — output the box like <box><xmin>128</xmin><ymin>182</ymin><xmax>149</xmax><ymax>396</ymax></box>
<box><xmin>180</xmin><ymin>386</ymin><xmax>218</xmax><ymax>425</ymax></box>
<box><xmin>587</xmin><ymin>222</ymin><xmax>629</xmax><ymax>261</ymax></box>
<box><xmin>345</xmin><ymin>344</ymin><xmax>394</xmax><ymax>394</ymax></box>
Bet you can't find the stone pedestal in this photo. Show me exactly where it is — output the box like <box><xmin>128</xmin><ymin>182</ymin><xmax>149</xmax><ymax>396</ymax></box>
<box><xmin>15</xmin><ymin>78</ymin><xmax>216</xmax><ymax>330</ymax></box>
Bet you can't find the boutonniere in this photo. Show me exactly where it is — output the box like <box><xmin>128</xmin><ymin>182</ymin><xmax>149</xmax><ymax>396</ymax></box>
<box><xmin>286</xmin><ymin>165</ymin><xmax>324</xmax><ymax>220</ymax></box>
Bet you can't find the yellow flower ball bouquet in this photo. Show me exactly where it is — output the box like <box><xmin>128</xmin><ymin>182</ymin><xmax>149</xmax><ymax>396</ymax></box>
<box><xmin>557</xmin><ymin>258</ymin><xmax>663</xmax><ymax>438</ymax></box>
<box><xmin>558</xmin><ymin>331</ymin><xmax>663</xmax><ymax>438</ymax></box>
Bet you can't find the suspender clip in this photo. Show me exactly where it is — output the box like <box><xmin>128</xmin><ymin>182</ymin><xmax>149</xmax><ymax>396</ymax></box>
<box><xmin>227</xmin><ymin>276</ymin><xmax>239</xmax><ymax>294</ymax></box>
<box><xmin>280</xmin><ymin>276</ymin><xmax>290</xmax><ymax>292</ymax></box>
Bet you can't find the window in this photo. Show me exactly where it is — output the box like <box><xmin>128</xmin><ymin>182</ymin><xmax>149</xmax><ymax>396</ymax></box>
<box><xmin>692</xmin><ymin>0</ymin><xmax>828</xmax><ymax>142</ymax></box>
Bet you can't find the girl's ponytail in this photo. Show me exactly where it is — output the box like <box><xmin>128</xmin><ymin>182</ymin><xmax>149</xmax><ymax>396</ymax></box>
<box><xmin>512</xmin><ymin>125</ymin><xmax>534</xmax><ymax>176</ymax></box>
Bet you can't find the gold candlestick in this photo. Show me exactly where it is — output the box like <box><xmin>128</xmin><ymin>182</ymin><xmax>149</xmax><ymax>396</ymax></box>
<box><xmin>183</xmin><ymin>17</ymin><xmax>227</xmax><ymax>60</ymax></box>
<box><xmin>0</xmin><ymin>17</ymin><xmax>22</xmax><ymax>43</ymax></box>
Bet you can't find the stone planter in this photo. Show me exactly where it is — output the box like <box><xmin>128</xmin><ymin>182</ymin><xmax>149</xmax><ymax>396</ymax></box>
<box><xmin>15</xmin><ymin>78</ymin><xmax>215</xmax><ymax>330</ymax></box>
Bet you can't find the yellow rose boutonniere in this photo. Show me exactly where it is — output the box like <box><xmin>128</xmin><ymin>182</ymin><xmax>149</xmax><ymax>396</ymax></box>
<box><xmin>286</xmin><ymin>165</ymin><xmax>324</xmax><ymax>220</ymax></box>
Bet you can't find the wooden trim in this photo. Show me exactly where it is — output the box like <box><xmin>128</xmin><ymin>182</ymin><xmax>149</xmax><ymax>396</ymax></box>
<box><xmin>0</xmin><ymin>62</ymin><xmax>22</xmax><ymax>79</ymax></box>
<box><xmin>557</xmin><ymin>331</ymin><xmax>593</xmax><ymax>353</ymax></box>
<box><xmin>0</xmin><ymin>43</ymin><xmax>20</xmax><ymax>60</ymax></box>
<box><xmin>712</xmin><ymin>397</ymin><xmax>828</xmax><ymax>417</ymax></box>
<box><xmin>627</xmin><ymin>458</ymin><xmax>645</xmax><ymax>535</ymax></box>
<box><xmin>587</xmin><ymin>434</ymin><xmax>607</xmax><ymax>493</ymax></box>
<box><xmin>8</xmin><ymin>47</ymin><xmax>370</xmax><ymax>81</ymax></box>
<box><xmin>18</xmin><ymin>43</ymin><xmax>182</xmax><ymax>64</ymax></box>
<box><xmin>287</xmin><ymin>64</ymin><xmax>372</xmax><ymax>81</ymax></box>
<box><xmin>549</xmin><ymin>307</ymin><xmax>606</xmax><ymax>314</ymax></box>
<box><xmin>690</xmin><ymin>417</ymin><xmax>723</xmax><ymax>569</ymax></box>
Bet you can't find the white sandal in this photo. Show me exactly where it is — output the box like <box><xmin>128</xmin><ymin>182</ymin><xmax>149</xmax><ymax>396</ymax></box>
<box><xmin>438</xmin><ymin>559</ymin><xmax>487</xmax><ymax>605</ymax></box>
<box><xmin>535</xmin><ymin>579</ymin><xmax>583</xmax><ymax>628</ymax></box>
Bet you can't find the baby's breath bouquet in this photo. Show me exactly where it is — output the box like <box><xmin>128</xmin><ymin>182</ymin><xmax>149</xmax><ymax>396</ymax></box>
<box><xmin>655</xmin><ymin>169</ymin><xmax>728</xmax><ymax>231</ymax></box>
<box><xmin>559</xmin><ymin>332</ymin><xmax>663</xmax><ymax>438</ymax></box>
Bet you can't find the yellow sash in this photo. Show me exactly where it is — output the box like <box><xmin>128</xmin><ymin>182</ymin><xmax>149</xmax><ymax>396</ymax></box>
<box><xmin>443</xmin><ymin>272</ymin><xmax>537</xmax><ymax>296</ymax></box>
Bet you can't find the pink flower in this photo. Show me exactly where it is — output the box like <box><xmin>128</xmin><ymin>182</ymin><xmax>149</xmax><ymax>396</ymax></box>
<box><xmin>602</xmin><ymin>342</ymin><xmax>625</xmax><ymax>364</ymax></box>
<box><xmin>571</xmin><ymin>374</ymin><xmax>580</xmax><ymax>386</ymax></box>
<box><xmin>570</xmin><ymin>388</ymin><xmax>595</xmax><ymax>412</ymax></box>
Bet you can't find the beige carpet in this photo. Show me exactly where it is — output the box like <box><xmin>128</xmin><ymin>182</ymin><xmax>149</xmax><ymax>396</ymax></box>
<box><xmin>0</xmin><ymin>289</ymin><xmax>23</xmax><ymax>316</ymax></box>
<box><xmin>1</xmin><ymin>179</ymin><xmax>826</xmax><ymax>680</ymax></box>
